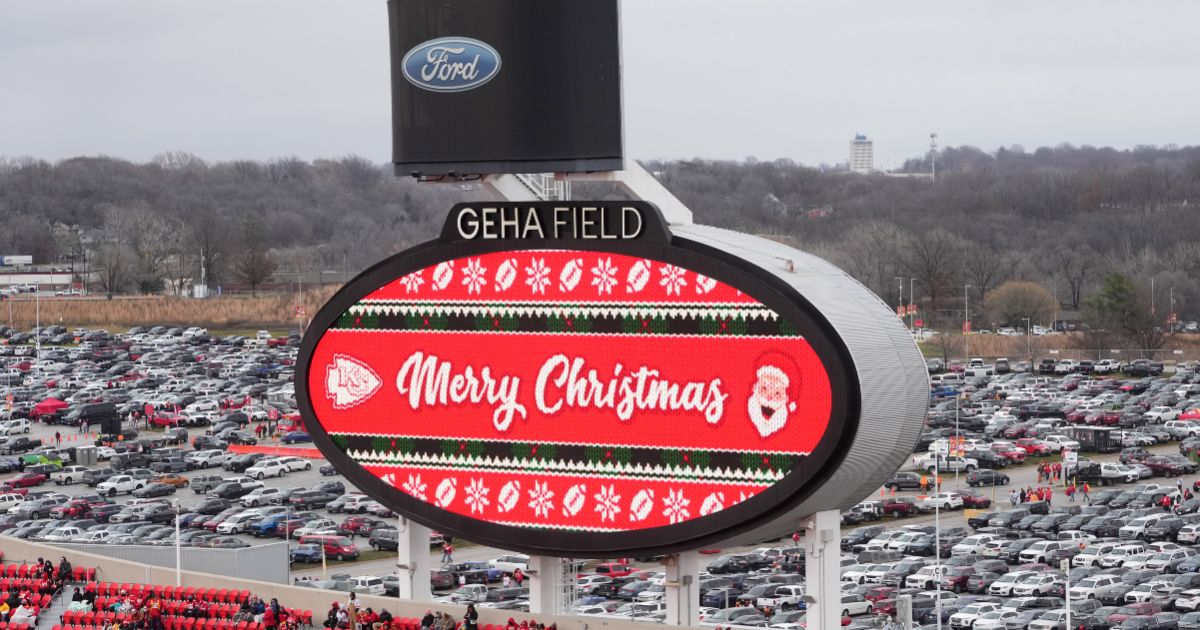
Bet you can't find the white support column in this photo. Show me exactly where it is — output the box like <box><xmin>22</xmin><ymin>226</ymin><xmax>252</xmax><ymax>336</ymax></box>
<box><xmin>663</xmin><ymin>551</ymin><xmax>700</xmax><ymax>626</ymax></box>
<box><xmin>396</xmin><ymin>519</ymin><xmax>432</xmax><ymax>601</ymax></box>
<box><xmin>526</xmin><ymin>556</ymin><xmax>564</xmax><ymax>615</ymax></box>
<box><xmin>803</xmin><ymin>510</ymin><xmax>842</xmax><ymax>630</ymax></box>
<box><xmin>481</xmin><ymin>162</ymin><xmax>694</xmax><ymax>225</ymax></box>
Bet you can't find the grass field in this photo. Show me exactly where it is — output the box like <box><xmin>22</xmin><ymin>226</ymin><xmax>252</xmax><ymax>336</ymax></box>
<box><xmin>1</xmin><ymin>288</ymin><xmax>336</xmax><ymax>331</ymax></box>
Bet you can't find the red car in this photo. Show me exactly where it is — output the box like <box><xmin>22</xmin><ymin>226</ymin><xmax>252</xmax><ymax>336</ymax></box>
<box><xmin>590</xmin><ymin>562</ymin><xmax>634</xmax><ymax>578</ymax></box>
<box><xmin>1065</xmin><ymin>409</ymin><xmax>1089</xmax><ymax>423</ymax></box>
<box><xmin>1107</xmin><ymin>603</ymin><xmax>1161</xmax><ymax>625</ymax></box>
<box><xmin>959</xmin><ymin>492</ymin><xmax>992</xmax><ymax>509</ymax></box>
<box><xmin>1016</xmin><ymin>438</ymin><xmax>1051</xmax><ymax>456</ymax></box>
<box><xmin>864</xmin><ymin>586</ymin><xmax>898</xmax><ymax>603</ymax></box>
<box><xmin>1</xmin><ymin>472</ymin><xmax>48</xmax><ymax>490</ymax></box>
<box><xmin>275</xmin><ymin>517</ymin><xmax>314</xmax><ymax>538</ymax></box>
<box><xmin>873</xmin><ymin>599</ymin><xmax>899</xmax><ymax>616</ymax></box>
<box><xmin>149</xmin><ymin>412</ymin><xmax>187</xmax><ymax>428</ymax></box>
<box><xmin>50</xmin><ymin>498</ymin><xmax>99</xmax><ymax>519</ymax></box>
<box><xmin>882</xmin><ymin>498</ymin><xmax>919</xmax><ymax>517</ymax></box>
<box><xmin>995</xmin><ymin>446</ymin><xmax>1027</xmax><ymax>463</ymax></box>
<box><xmin>940</xmin><ymin>566</ymin><xmax>976</xmax><ymax>593</ymax></box>
<box><xmin>1182</xmin><ymin>409</ymin><xmax>1200</xmax><ymax>421</ymax></box>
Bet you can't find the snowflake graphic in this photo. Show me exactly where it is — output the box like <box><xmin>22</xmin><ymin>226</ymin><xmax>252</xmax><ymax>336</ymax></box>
<box><xmin>661</xmin><ymin>488</ymin><xmax>691</xmax><ymax>524</ymax></box>
<box><xmin>402</xmin><ymin>474</ymin><xmax>427</xmax><ymax>501</ymax></box>
<box><xmin>594</xmin><ymin>485</ymin><xmax>622</xmax><ymax>523</ymax></box>
<box><xmin>659</xmin><ymin>264</ymin><xmax>688</xmax><ymax>296</ymax></box>
<box><xmin>398</xmin><ymin>272</ymin><xmax>425</xmax><ymax>294</ymax></box>
<box><xmin>462</xmin><ymin>258</ymin><xmax>488</xmax><ymax>295</ymax></box>
<box><xmin>464</xmin><ymin>478</ymin><xmax>490</xmax><ymax>514</ymax></box>
<box><xmin>525</xmin><ymin>258</ymin><xmax>551</xmax><ymax>295</ymax></box>
<box><xmin>528</xmin><ymin>481</ymin><xmax>555</xmax><ymax>519</ymax></box>
<box><xmin>380</xmin><ymin>473</ymin><xmax>396</xmax><ymax>487</ymax></box>
<box><xmin>590</xmin><ymin>257</ymin><xmax>619</xmax><ymax>295</ymax></box>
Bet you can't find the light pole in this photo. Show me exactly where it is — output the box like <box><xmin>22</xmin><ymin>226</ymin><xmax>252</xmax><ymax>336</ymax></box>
<box><xmin>964</xmin><ymin>285</ymin><xmax>972</xmax><ymax>362</ymax></box>
<box><xmin>930</xmin><ymin>133</ymin><xmax>938</xmax><ymax>182</ymax></box>
<box><xmin>934</xmin><ymin>455</ymin><xmax>942</xmax><ymax>630</ymax></box>
<box><xmin>910</xmin><ymin>278</ymin><xmax>917</xmax><ymax>329</ymax></box>
<box><xmin>1171</xmin><ymin>287</ymin><xmax>1177</xmax><ymax>329</ymax></box>
<box><xmin>1063</xmin><ymin>559</ymin><xmax>1071</xmax><ymax>630</ymax></box>
<box><xmin>1022</xmin><ymin>318</ymin><xmax>1032</xmax><ymax>360</ymax></box>
<box><xmin>174</xmin><ymin>499</ymin><xmax>182</xmax><ymax>586</ymax></box>
<box><xmin>895</xmin><ymin>277</ymin><xmax>905</xmax><ymax>324</ymax></box>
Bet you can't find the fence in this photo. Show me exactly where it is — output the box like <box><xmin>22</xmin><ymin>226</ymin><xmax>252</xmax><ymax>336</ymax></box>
<box><xmin>49</xmin><ymin>541</ymin><xmax>289</xmax><ymax>584</ymax></box>
<box><xmin>938</xmin><ymin>348</ymin><xmax>1200</xmax><ymax>368</ymax></box>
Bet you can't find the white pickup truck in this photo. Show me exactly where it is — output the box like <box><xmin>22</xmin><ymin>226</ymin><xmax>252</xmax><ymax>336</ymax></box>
<box><xmin>248</xmin><ymin>330</ymin><xmax>274</xmax><ymax>347</ymax></box>
<box><xmin>52</xmin><ymin>466</ymin><xmax>91</xmax><ymax>485</ymax></box>
<box><xmin>97</xmin><ymin>475</ymin><xmax>146</xmax><ymax>496</ymax></box>
<box><xmin>757</xmin><ymin>584</ymin><xmax>806</xmax><ymax>610</ymax></box>
<box><xmin>912</xmin><ymin>453</ymin><xmax>978</xmax><ymax>473</ymax></box>
<box><xmin>0</xmin><ymin>419</ymin><xmax>31</xmax><ymax>436</ymax></box>
<box><xmin>1094</xmin><ymin>359</ymin><xmax>1123</xmax><ymax>374</ymax></box>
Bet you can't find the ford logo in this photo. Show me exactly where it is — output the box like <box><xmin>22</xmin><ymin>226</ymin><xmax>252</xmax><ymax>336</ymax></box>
<box><xmin>401</xmin><ymin>37</ymin><xmax>501</xmax><ymax>93</ymax></box>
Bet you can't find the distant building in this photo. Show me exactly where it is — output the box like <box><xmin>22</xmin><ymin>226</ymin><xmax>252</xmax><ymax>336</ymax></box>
<box><xmin>848</xmin><ymin>134</ymin><xmax>874</xmax><ymax>174</ymax></box>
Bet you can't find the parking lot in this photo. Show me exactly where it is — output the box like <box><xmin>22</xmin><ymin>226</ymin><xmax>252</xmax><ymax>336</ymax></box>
<box><xmin>7</xmin><ymin>326</ymin><xmax>1200</xmax><ymax>627</ymax></box>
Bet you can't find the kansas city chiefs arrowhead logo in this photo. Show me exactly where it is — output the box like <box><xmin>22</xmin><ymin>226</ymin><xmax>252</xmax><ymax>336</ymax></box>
<box><xmin>325</xmin><ymin>354</ymin><xmax>382</xmax><ymax>410</ymax></box>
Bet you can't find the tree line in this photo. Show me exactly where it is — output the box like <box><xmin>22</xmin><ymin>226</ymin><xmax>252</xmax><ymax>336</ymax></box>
<box><xmin>2</xmin><ymin>144</ymin><xmax>1200</xmax><ymax>343</ymax></box>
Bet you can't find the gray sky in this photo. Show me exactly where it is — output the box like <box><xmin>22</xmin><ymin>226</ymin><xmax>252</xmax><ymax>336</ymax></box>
<box><xmin>2</xmin><ymin>1</ymin><xmax>1197</xmax><ymax>169</ymax></box>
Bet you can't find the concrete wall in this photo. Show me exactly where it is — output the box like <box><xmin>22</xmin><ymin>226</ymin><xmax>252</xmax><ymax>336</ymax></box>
<box><xmin>0</xmin><ymin>535</ymin><xmax>688</xmax><ymax>629</ymax></box>
<box><xmin>51</xmin><ymin>541</ymin><xmax>289</xmax><ymax>584</ymax></box>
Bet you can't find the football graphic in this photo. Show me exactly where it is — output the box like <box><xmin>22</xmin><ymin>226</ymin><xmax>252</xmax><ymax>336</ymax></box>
<box><xmin>559</xmin><ymin>258</ymin><xmax>584</xmax><ymax>292</ymax></box>
<box><xmin>435</xmin><ymin>478</ymin><xmax>457</xmax><ymax>508</ymax></box>
<box><xmin>497</xmin><ymin>481</ymin><xmax>521</xmax><ymax>513</ymax></box>
<box><xmin>629</xmin><ymin>489</ymin><xmax>655</xmax><ymax>522</ymax></box>
<box><xmin>699</xmin><ymin>492</ymin><xmax>726</xmax><ymax>516</ymax></box>
<box><xmin>562</xmin><ymin>484</ymin><xmax>587</xmax><ymax>517</ymax></box>
<box><xmin>626</xmin><ymin>259</ymin><xmax>652</xmax><ymax>293</ymax></box>
<box><xmin>431</xmin><ymin>261</ymin><xmax>455</xmax><ymax>291</ymax></box>
<box><xmin>495</xmin><ymin>258</ymin><xmax>518</xmax><ymax>292</ymax></box>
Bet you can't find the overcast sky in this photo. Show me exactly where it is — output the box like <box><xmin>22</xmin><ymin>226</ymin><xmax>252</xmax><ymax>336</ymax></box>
<box><xmin>2</xmin><ymin>1</ymin><xmax>1197</xmax><ymax>169</ymax></box>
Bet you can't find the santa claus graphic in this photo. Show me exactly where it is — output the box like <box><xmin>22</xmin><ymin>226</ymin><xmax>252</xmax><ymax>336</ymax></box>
<box><xmin>747</xmin><ymin>352</ymin><xmax>800</xmax><ymax>438</ymax></box>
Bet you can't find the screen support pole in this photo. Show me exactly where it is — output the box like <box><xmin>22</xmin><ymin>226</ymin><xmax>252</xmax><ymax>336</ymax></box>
<box><xmin>396</xmin><ymin>518</ymin><xmax>433</xmax><ymax>601</ymax></box>
<box><xmin>481</xmin><ymin>162</ymin><xmax>694</xmax><ymax>225</ymax></box>
<box><xmin>663</xmin><ymin>550</ymin><xmax>700</xmax><ymax>626</ymax></box>
<box><xmin>526</xmin><ymin>555</ymin><xmax>564</xmax><ymax>615</ymax></box>
<box><xmin>803</xmin><ymin>510</ymin><xmax>842</xmax><ymax>630</ymax></box>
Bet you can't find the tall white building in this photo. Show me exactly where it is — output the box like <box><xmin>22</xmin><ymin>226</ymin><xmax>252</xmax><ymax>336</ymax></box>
<box><xmin>848</xmin><ymin>133</ymin><xmax>874</xmax><ymax>174</ymax></box>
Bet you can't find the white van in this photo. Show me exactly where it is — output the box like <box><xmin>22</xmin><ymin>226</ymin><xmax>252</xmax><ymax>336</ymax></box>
<box><xmin>348</xmin><ymin>576</ymin><xmax>385</xmax><ymax>596</ymax></box>
<box><xmin>0</xmin><ymin>493</ymin><xmax>24</xmax><ymax>513</ymax></box>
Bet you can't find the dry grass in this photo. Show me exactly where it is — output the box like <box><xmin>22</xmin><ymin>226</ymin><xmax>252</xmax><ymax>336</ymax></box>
<box><xmin>923</xmin><ymin>332</ymin><xmax>1200</xmax><ymax>362</ymax></box>
<box><xmin>1</xmin><ymin>287</ymin><xmax>337</xmax><ymax>331</ymax></box>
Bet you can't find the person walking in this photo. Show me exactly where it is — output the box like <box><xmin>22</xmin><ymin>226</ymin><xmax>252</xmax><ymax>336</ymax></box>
<box><xmin>1010</xmin><ymin>489</ymin><xmax>1019</xmax><ymax>507</ymax></box>
<box><xmin>441</xmin><ymin>542</ymin><xmax>453</xmax><ymax>563</ymax></box>
<box><xmin>920</xmin><ymin>475</ymin><xmax>929</xmax><ymax>493</ymax></box>
<box><xmin>54</xmin><ymin>431</ymin><xmax>61</xmax><ymax>446</ymax></box>
<box><xmin>513</xmin><ymin>568</ymin><xmax>525</xmax><ymax>587</ymax></box>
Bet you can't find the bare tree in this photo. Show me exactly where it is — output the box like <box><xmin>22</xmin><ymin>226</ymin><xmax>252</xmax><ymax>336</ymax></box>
<box><xmin>1050</xmin><ymin>245</ymin><xmax>1100</xmax><ymax>310</ymax></box>
<box><xmin>963</xmin><ymin>248</ymin><xmax>1011</xmax><ymax>304</ymax></box>
<box><xmin>92</xmin><ymin>244</ymin><xmax>136</xmax><ymax>296</ymax></box>
<box><xmin>830</xmin><ymin>222</ymin><xmax>912</xmax><ymax>301</ymax></box>
<box><xmin>231</xmin><ymin>218</ymin><xmax>277</xmax><ymax>295</ymax></box>
<box><xmin>928</xmin><ymin>330</ymin><xmax>963</xmax><ymax>365</ymax></box>
<box><xmin>904</xmin><ymin>229</ymin><xmax>967</xmax><ymax>312</ymax></box>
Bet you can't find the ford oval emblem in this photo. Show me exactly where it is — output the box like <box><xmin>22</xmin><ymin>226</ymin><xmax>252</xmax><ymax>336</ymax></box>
<box><xmin>401</xmin><ymin>37</ymin><xmax>501</xmax><ymax>93</ymax></box>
